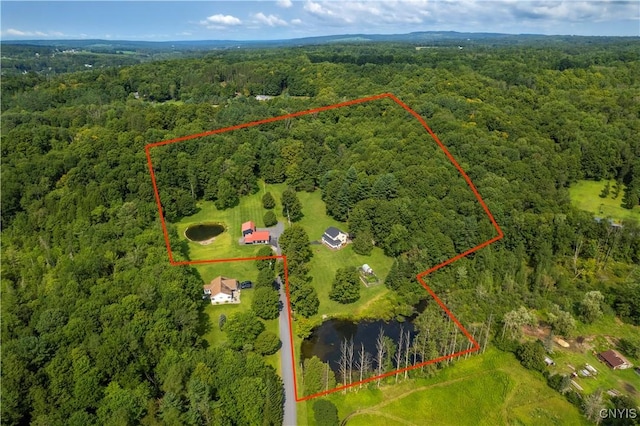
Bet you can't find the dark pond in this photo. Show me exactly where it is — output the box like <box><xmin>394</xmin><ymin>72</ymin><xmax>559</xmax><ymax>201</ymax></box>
<box><xmin>300</xmin><ymin>299</ymin><xmax>428</xmax><ymax>375</ymax></box>
<box><xmin>185</xmin><ymin>223</ymin><xmax>225</xmax><ymax>241</ymax></box>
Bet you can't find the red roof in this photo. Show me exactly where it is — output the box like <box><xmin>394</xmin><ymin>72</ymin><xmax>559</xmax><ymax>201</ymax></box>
<box><xmin>245</xmin><ymin>230</ymin><xmax>270</xmax><ymax>243</ymax></box>
<box><xmin>242</xmin><ymin>221</ymin><xmax>255</xmax><ymax>232</ymax></box>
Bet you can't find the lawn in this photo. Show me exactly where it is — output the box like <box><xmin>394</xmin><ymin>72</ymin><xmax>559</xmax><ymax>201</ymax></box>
<box><xmin>568</xmin><ymin>180</ymin><xmax>640</xmax><ymax>223</ymax></box>
<box><xmin>175</xmin><ymin>181</ymin><xmax>289</xmax><ymax>262</ymax></box>
<box><xmin>297</xmin><ymin>348</ymin><xmax>588</xmax><ymax>425</ymax></box>
<box><xmin>178</xmin><ymin>185</ymin><xmax>397</xmax><ymax>321</ymax></box>
<box><xmin>306</xmin><ymin>244</ymin><xmax>396</xmax><ymax>321</ymax></box>
<box><xmin>201</xmin><ymin>289</ymin><xmax>282</xmax><ymax>375</ymax></box>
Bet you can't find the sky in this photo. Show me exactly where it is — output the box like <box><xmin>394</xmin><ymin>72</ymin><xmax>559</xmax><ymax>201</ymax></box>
<box><xmin>1</xmin><ymin>1</ymin><xmax>639</xmax><ymax>41</ymax></box>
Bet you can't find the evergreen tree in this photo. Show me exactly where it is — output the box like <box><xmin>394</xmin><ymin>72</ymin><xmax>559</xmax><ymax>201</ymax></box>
<box><xmin>263</xmin><ymin>210</ymin><xmax>278</xmax><ymax>227</ymax></box>
<box><xmin>262</xmin><ymin>191</ymin><xmax>276</xmax><ymax>209</ymax></box>
<box><xmin>313</xmin><ymin>400</ymin><xmax>340</xmax><ymax>426</ymax></box>
<box><xmin>281</xmin><ymin>187</ymin><xmax>303</xmax><ymax>222</ymax></box>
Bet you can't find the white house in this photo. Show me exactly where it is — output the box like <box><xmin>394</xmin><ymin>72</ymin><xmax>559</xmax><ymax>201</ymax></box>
<box><xmin>322</xmin><ymin>227</ymin><xmax>348</xmax><ymax>249</ymax></box>
<box><xmin>203</xmin><ymin>276</ymin><xmax>239</xmax><ymax>304</ymax></box>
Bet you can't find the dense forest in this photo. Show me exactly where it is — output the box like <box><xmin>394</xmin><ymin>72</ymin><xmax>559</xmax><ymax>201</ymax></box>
<box><xmin>2</xmin><ymin>38</ymin><xmax>640</xmax><ymax>424</ymax></box>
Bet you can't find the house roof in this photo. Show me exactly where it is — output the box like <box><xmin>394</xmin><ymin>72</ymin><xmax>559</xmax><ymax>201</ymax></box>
<box><xmin>323</xmin><ymin>235</ymin><xmax>341</xmax><ymax>247</ymax></box>
<box><xmin>204</xmin><ymin>276</ymin><xmax>238</xmax><ymax>296</ymax></box>
<box><xmin>324</xmin><ymin>227</ymin><xmax>344</xmax><ymax>239</ymax></box>
<box><xmin>245</xmin><ymin>230</ymin><xmax>270</xmax><ymax>243</ymax></box>
<box><xmin>242</xmin><ymin>221</ymin><xmax>255</xmax><ymax>232</ymax></box>
<box><xmin>599</xmin><ymin>350</ymin><xmax>629</xmax><ymax>368</ymax></box>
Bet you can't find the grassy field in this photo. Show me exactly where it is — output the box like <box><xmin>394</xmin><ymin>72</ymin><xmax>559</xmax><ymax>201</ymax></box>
<box><xmin>175</xmin><ymin>182</ymin><xmax>289</xmax><ymax>262</ymax></box>
<box><xmin>307</xmin><ymin>244</ymin><xmax>396</xmax><ymax>321</ymax></box>
<box><xmin>297</xmin><ymin>348</ymin><xmax>588</xmax><ymax>425</ymax></box>
<box><xmin>568</xmin><ymin>180</ymin><xmax>640</xmax><ymax>223</ymax></box>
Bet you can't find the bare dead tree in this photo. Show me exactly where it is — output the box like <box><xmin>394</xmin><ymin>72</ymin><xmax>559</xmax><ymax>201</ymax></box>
<box><xmin>573</xmin><ymin>236</ymin><xmax>583</xmax><ymax>277</ymax></box>
<box><xmin>375</xmin><ymin>327</ymin><xmax>386</xmax><ymax>387</ymax></box>
<box><xmin>355</xmin><ymin>343</ymin><xmax>371</xmax><ymax>390</ymax></box>
<box><xmin>482</xmin><ymin>313</ymin><xmax>493</xmax><ymax>354</ymax></box>
<box><xmin>339</xmin><ymin>338</ymin><xmax>349</xmax><ymax>391</ymax></box>
<box><xmin>347</xmin><ymin>338</ymin><xmax>354</xmax><ymax>388</ymax></box>
<box><xmin>324</xmin><ymin>363</ymin><xmax>330</xmax><ymax>392</ymax></box>
<box><xmin>394</xmin><ymin>325</ymin><xmax>404</xmax><ymax>383</ymax></box>
<box><xmin>465</xmin><ymin>325</ymin><xmax>476</xmax><ymax>360</ymax></box>
<box><xmin>420</xmin><ymin>326</ymin><xmax>429</xmax><ymax>373</ymax></box>
<box><xmin>450</xmin><ymin>326</ymin><xmax>458</xmax><ymax>361</ymax></box>
<box><xmin>403</xmin><ymin>329</ymin><xmax>411</xmax><ymax>380</ymax></box>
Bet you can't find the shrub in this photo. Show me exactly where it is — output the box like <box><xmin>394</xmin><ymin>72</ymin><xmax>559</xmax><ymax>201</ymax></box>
<box><xmin>254</xmin><ymin>331</ymin><xmax>281</xmax><ymax>355</ymax></box>
<box><xmin>263</xmin><ymin>210</ymin><xmax>278</xmax><ymax>227</ymax></box>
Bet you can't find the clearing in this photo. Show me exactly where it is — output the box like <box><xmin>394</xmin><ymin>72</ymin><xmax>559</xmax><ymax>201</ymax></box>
<box><xmin>297</xmin><ymin>348</ymin><xmax>588</xmax><ymax>425</ymax></box>
<box><xmin>568</xmin><ymin>179</ymin><xmax>640</xmax><ymax>223</ymax></box>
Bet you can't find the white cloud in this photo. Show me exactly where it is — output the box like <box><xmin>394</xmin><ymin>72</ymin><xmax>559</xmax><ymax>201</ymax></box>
<box><xmin>277</xmin><ymin>0</ymin><xmax>293</xmax><ymax>8</ymax></box>
<box><xmin>3</xmin><ymin>28</ymin><xmax>60</xmax><ymax>37</ymax></box>
<box><xmin>200</xmin><ymin>14</ymin><xmax>242</xmax><ymax>26</ymax></box>
<box><xmin>291</xmin><ymin>18</ymin><xmax>303</xmax><ymax>25</ymax></box>
<box><xmin>254</xmin><ymin>12</ymin><xmax>288</xmax><ymax>26</ymax></box>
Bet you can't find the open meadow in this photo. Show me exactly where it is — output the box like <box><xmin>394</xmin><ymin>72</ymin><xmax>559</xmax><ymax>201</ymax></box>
<box><xmin>568</xmin><ymin>180</ymin><xmax>640</xmax><ymax>223</ymax></box>
<box><xmin>297</xmin><ymin>348</ymin><xmax>589</xmax><ymax>426</ymax></box>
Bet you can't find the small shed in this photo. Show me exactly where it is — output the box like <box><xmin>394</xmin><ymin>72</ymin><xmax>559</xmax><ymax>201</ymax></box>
<box><xmin>362</xmin><ymin>264</ymin><xmax>373</xmax><ymax>275</ymax></box>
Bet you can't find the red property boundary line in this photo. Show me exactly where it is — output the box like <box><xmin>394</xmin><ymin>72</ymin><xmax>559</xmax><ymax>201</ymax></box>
<box><xmin>145</xmin><ymin>93</ymin><xmax>504</xmax><ymax>402</ymax></box>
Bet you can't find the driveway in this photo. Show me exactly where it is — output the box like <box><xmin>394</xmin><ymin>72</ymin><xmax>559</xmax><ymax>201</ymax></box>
<box><xmin>257</xmin><ymin>221</ymin><xmax>285</xmax><ymax>254</ymax></box>
<box><xmin>277</xmin><ymin>276</ymin><xmax>297</xmax><ymax>425</ymax></box>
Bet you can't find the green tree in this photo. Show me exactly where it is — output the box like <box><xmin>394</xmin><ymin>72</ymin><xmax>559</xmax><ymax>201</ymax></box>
<box><xmin>329</xmin><ymin>267</ymin><xmax>360</xmax><ymax>304</ymax></box>
<box><xmin>279</xmin><ymin>225</ymin><xmax>312</xmax><ymax>273</ymax></box>
<box><xmin>254</xmin><ymin>331</ymin><xmax>281</xmax><ymax>355</ymax></box>
<box><xmin>256</xmin><ymin>267</ymin><xmax>276</xmax><ymax>290</ymax></box>
<box><xmin>548</xmin><ymin>305</ymin><xmax>576</xmax><ymax>337</ymax></box>
<box><xmin>516</xmin><ymin>340</ymin><xmax>546</xmax><ymax>372</ymax></box>
<box><xmin>215</xmin><ymin>178</ymin><xmax>239</xmax><ymax>210</ymax></box>
<box><xmin>303</xmin><ymin>356</ymin><xmax>335</xmax><ymax>396</ymax></box>
<box><xmin>622</xmin><ymin>177</ymin><xmax>640</xmax><ymax>209</ymax></box>
<box><xmin>352</xmin><ymin>228</ymin><xmax>374</xmax><ymax>255</ymax></box>
<box><xmin>263</xmin><ymin>210</ymin><xmax>278</xmax><ymax>227</ymax></box>
<box><xmin>580</xmin><ymin>291</ymin><xmax>605</xmax><ymax>323</ymax></box>
<box><xmin>255</xmin><ymin>246</ymin><xmax>275</xmax><ymax>271</ymax></box>
<box><xmin>224</xmin><ymin>311</ymin><xmax>265</xmax><ymax>350</ymax></box>
<box><xmin>599</xmin><ymin>181</ymin><xmax>610</xmax><ymax>198</ymax></box>
<box><xmin>313</xmin><ymin>399</ymin><xmax>340</xmax><ymax>426</ymax></box>
<box><xmin>252</xmin><ymin>287</ymin><xmax>280</xmax><ymax>320</ymax></box>
<box><xmin>262</xmin><ymin>191</ymin><xmax>276</xmax><ymax>209</ymax></box>
<box><xmin>281</xmin><ymin>187</ymin><xmax>303</xmax><ymax>222</ymax></box>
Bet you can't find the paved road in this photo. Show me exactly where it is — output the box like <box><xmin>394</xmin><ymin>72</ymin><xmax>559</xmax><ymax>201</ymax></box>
<box><xmin>278</xmin><ymin>276</ymin><xmax>297</xmax><ymax>425</ymax></box>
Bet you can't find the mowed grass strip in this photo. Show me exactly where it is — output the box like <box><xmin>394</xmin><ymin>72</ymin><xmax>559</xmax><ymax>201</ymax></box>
<box><xmin>568</xmin><ymin>179</ymin><xmax>640</xmax><ymax>223</ymax></box>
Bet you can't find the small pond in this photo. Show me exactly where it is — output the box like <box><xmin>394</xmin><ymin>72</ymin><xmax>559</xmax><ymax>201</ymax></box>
<box><xmin>185</xmin><ymin>223</ymin><xmax>226</xmax><ymax>242</ymax></box>
<box><xmin>300</xmin><ymin>299</ymin><xmax>429</xmax><ymax>378</ymax></box>
<box><xmin>301</xmin><ymin>318</ymin><xmax>417</xmax><ymax>373</ymax></box>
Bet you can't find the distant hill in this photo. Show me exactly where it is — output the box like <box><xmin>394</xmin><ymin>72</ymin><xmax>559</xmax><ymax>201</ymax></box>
<box><xmin>3</xmin><ymin>31</ymin><xmax>637</xmax><ymax>52</ymax></box>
